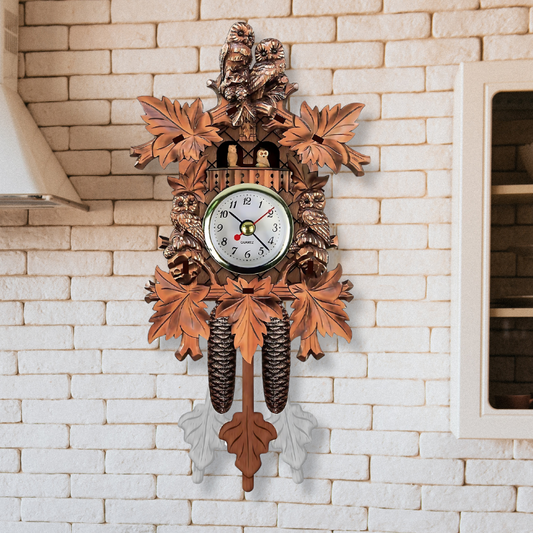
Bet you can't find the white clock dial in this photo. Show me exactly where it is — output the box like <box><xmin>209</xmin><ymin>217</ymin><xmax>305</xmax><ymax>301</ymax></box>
<box><xmin>204</xmin><ymin>184</ymin><xmax>293</xmax><ymax>274</ymax></box>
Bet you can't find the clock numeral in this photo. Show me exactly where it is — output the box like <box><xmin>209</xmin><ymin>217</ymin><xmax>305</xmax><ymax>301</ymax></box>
<box><xmin>208</xmin><ymin>188</ymin><xmax>291</xmax><ymax>272</ymax></box>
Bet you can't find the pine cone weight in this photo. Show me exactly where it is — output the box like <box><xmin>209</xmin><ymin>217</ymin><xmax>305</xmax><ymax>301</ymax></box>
<box><xmin>262</xmin><ymin>307</ymin><xmax>291</xmax><ymax>414</ymax></box>
<box><xmin>208</xmin><ymin>307</ymin><xmax>237</xmax><ymax>414</ymax></box>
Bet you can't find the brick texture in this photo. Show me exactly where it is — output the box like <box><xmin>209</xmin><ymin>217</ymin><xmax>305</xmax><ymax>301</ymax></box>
<box><xmin>25</xmin><ymin>1</ymin><xmax>110</xmax><ymax>25</ymax></box>
<box><xmin>112</xmin><ymin>0</ymin><xmax>197</xmax><ymax>23</ymax></box>
<box><xmin>41</xmin><ymin>127</ymin><xmax>68</xmax><ymax>149</ymax></box>
<box><xmin>26</xmin><ymin>51</ymin><xmax>111</xmax><ymax>77</ymax></box>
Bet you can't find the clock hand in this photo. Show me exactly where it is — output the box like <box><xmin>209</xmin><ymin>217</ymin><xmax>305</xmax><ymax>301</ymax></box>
<box><xmin>253</xmin><ymin>233</ymin><xmax>270</xmax><ymax>252</ymax></box>
<box><xmin>229</xmin><ymin>211</ymin><xmax>245</xmax><ymax>241</ymax></box>
<box><xmin>228</xmin><ymin>209</ymin><xmax>271</xmax><ymax>251</ymax></box>
<box><xmin>249</xmin><ymin>208</ymin><xmax>275</xmax><ymax>251</ymax></box>
<box><xmin>228</xmin><ymin>211</ymin><xmax>244</xmax><ymax>224</ymax></box>
<box><xmin>252</xmin><ymin>207</ymin><xmax>275</xmax><ymax>226</ymax></box>
<box><xmin>230</xmin><ymin>207</ymin><xmax>275</xmax><ymax>231</ymax></box>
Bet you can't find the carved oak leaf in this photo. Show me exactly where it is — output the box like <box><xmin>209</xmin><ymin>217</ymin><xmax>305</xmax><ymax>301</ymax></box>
<box><xmin>289</xmin><ymin>264</ymin><xmax>352</xmax><ymax>361</ymax></box>
<box><xmin>345</xmin><ymin>145</ymin><xmax>372</xmax><ymax>177</ymax></box>
<box><xmin>268</xmin><ymin>398</ymin><xmax>318</xmax><ymax>483</ymax></box>
<box><xmin>178</xmin><ymin>389</ymin><xmax>227</xmax><ymax>484</ymax></box>
<box><xmin>219</xmin><ymin>408</ymin><xmax>277</xmax><ymax>481</ymax></box>
<box><xmin>288</xmin><ymin>159</ymin><xmax>329</xmax><ymax>199</ymax></box>
<box><xmin>148</xmin><ymin>267</ymin><xmax>210</xmax><ymax>360</ymax></box>
<box><xmin>136</xmin><ymin>96</ymin><xmax>222</xmax><ymax>168</ymax></box>
<box><xmin>167</xmin><ymin>155</ymin><xmax>208</xmax><ymax>202</ymax></box>
<box><xmin>216</xmin><ymin>277</ymin><xmax>283</xmax><ymax>363</ymax></box>
<box><xmin>279</xmin><ymin>102</ymin><xmax>365</xmax><ymax>174</ymax></box>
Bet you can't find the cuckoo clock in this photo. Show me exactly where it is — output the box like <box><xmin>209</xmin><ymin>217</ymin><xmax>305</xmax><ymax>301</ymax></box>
<box><xmin>132</xmin><ymin>22</ymin><xmax>370</xmax><ymax>491</ymax></box>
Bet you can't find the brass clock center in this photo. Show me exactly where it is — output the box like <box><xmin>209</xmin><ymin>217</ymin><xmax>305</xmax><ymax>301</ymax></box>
<box><xmin>241</xmin><ymin>220</ymin><xmax>255</xmax><ymax>236</ymax></box>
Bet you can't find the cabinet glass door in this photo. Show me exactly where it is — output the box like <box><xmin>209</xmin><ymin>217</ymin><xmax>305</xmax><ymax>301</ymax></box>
<box><xmin>490</xmin><ymin>91</ymin><xmax>533</xmax><ymax>409</ymax></box>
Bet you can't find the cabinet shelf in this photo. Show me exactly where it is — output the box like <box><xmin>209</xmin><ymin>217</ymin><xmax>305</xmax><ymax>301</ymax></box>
<box><xmin>490</xmin><ymin>308</ymin><xmax>533</xmax><ymax>317</ymax></box>
<box><xmin>492</xmin><ymin>184</ymin><xmax>533</xmax><ymax>204</ymax></box>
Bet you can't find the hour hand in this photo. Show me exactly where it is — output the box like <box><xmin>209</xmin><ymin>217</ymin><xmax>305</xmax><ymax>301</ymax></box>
<box><xmin>229</xmin><ymin>211</ymin><xmax>243</xmax><ymax>224</ymax></box>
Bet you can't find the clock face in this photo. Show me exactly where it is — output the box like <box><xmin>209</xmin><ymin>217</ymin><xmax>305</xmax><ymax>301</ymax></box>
<box><xmin>204</xmin><ymin>184</ymin><xmax>294</xmax><ymax>274</ymax></box>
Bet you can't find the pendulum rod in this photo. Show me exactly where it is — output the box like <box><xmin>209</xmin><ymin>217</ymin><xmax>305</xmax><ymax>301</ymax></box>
<box><xmin>242</xmin><ymin>358</ymin><xmax>254</xmax><ymax>492</ymax></box>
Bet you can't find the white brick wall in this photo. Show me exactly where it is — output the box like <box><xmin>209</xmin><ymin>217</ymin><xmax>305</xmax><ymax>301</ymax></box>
<box><xmin>2</xmin><ymin>0</ymin><xmax>533</xmax><ymax>530</ymax></box>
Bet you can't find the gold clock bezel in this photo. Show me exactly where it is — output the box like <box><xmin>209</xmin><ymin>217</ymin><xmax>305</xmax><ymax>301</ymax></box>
<box><xmin>203</xmin><ymin>183</ymin><xmax>294</xmax><ymax>274</ymax></box>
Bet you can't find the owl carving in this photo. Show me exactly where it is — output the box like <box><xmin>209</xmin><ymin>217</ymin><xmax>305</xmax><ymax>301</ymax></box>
<box><xmin>296</xmin><ymin>190</ymin><xmax>332</xmax><ymax>248</ymax></box>
<box><xmin>256</xmin><ymin>148</ymin><xmax>269</xmax><ymax>167</ymax></box>
<box><xmin>164</xmin><ymin>192</ymin><xmax>204</xmax><ymax>259</ymax></box>
<box><xmin>249</xmin><ymin>38</ymin><xmax>287</xmax><ymax>100</ymax></box>
<box><xmin>286</xmin><ymin>188</ymin><xmax>331</xmax><ymax>277</ymax></box>
<box><xmin>227</xmin><ymin>144</ymin><xmax>238</xmax><ymax>167</ymax></box>
<box><xmin>218</xmin><ymin>22</ymin><xmax>255</xmax><ymax>102</ymax></box>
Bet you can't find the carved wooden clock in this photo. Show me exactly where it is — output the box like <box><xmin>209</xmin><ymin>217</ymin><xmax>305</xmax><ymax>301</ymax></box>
<box><xmin>132</xmin><ymin>22</ymin><xmax>370</xmax><ymax>491</ymax></box>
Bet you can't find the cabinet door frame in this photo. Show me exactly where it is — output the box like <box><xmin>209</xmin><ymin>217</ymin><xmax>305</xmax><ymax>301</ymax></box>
<box><xmin>452</xmin><ymin>59</ymin><xmax>533</xmax><ymax>439</ymax></box>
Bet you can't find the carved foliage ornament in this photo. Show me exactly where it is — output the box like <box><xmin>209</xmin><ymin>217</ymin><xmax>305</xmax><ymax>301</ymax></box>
<box><xmin>134</xmin><ymin>21</ymin><xmax>369</xmax><ymax>491</ymax></box>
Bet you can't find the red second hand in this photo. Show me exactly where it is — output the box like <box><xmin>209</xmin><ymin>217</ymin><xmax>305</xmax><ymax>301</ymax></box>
<box><xmin>234</xmin><ymin>207</ymin><xmax>275</xmax><ymax>241</ymax></box>
<box><xmin>252</xmin><ymin>207</ymin><xmax>275</xmax><ymax>226</ymax></box>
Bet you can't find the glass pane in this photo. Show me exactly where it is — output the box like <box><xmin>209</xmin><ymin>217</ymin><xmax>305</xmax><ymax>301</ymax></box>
<box><xmin>490</xmin><ymin>91</ymin><xmax>533</xmax><ymax>409</ymax></box>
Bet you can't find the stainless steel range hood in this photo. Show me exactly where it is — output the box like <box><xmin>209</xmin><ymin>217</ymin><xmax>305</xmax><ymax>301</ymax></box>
<box><xmin>0</xmin><ymin>0</ymin><xmax>87</xmax><ymax>210</ymax></box>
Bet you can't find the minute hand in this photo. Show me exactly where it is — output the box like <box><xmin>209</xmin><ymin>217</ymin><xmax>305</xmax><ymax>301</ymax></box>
<box><xmin>230</xmin><ymin>210</ymin><xmax>271</xmax><ymax>251</ymax></box>
<box><xmin>252</xmin><ymin>232</ymin><xmax>269</xmax><ymax>251</ymax></box>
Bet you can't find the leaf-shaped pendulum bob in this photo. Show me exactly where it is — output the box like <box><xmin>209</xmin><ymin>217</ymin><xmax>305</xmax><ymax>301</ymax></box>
<box><xmin>219</xmin><ymin>357</ymin><xmax>277</xmax><ymax>491</ymax></box>
<box><xmin>268</xmin><ymin>397</ymin><xmax>318</xmax><ymax>484</ymax></box>
<box><xmin>178</xmin><ymin>389</ymin><xmax>227</xmax><ymax>483</ymax></box>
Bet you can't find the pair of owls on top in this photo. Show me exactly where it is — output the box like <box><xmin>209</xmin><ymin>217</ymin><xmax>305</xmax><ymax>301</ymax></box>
<box><xmin>227</xmin><ymin>144</ymin><xmax>270</xmax><ymax>168</ymax></box>
<box><xmin>214</xmin><ymin>22</ymin><xmax>287</xmax><ymax>104</ymax></box>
